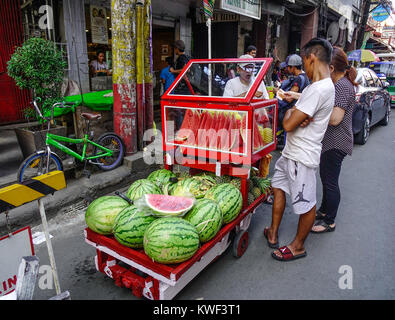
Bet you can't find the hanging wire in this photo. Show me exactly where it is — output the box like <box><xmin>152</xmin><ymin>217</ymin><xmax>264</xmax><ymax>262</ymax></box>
<box><xmin>285</xmin><ymin>7</ymin><xmax>318</xmax><ymax>17</ymax></box>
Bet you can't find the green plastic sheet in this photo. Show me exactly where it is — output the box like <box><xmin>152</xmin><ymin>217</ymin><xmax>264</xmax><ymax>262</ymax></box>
<box><xmin>44</xmin><ymin>90</ymin><xmax>114</xmax><ymax>118</ymax></box>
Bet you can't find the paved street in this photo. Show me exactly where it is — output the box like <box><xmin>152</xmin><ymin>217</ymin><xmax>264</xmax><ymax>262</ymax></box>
<box><xmin>29</xmin><ymin>111</ymin><xmax>395</xmax><ymax>300</ymax></box>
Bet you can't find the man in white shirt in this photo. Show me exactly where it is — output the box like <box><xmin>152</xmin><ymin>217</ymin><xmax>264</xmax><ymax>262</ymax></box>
<box><xmin>263</xmin><ymin>38</ymin><xmax>335</xmax><ymax>261</ymax></box>
<box><xmin>223</xmin><ymin>54</ymin><xmax>269</xmax><ymax>99</ymax></box>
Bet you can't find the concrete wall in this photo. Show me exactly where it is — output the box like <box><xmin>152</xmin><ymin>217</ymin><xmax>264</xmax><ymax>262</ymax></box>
<box><xmin>63</xmin><ymin>0</ymin><xmax>90</xmax><ymax>94</ymax></box>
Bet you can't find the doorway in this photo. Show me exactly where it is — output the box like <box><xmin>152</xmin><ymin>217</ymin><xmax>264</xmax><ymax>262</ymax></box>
<box><xmin>152</xmin><ymin>25</ymin><xmax>175</xmax><ymax>122</ymax></box>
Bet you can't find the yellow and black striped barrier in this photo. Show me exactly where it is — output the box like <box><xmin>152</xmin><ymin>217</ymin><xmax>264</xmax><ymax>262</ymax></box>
<box><xmin>0</xmin><ymin>171</ymin><xmax>66</xmax><ymax>213</ymax></box>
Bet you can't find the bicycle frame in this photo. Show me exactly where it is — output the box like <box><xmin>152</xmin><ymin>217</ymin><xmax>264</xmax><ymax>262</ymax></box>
<box><xmin>45</xmin><ymin>133</ymin><xmax>114</xmax><ymax>162</ymax></box>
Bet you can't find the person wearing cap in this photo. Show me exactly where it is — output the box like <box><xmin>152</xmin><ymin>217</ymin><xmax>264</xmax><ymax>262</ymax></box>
<box><xmin>169</xmin><ymin>40</ymin><xmax>191</xmax><ymax>130</ymax></box>
<box><xmin>223</xmin><ymin>54</ymin><xmax>269</xmax><ymax>99</ymax></box>
<box><xmin>170</xmin><ymin>40</ymin><xmax>190</xmax><ymax>79</ymax></box>
<box><xmin>283</xmin><ymin>54</ymin><xmax>310</xmax><ymax>103</ymax></box>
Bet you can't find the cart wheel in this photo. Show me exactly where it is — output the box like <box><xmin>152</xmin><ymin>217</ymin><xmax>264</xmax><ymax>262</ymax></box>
<box><xmin>232</xmin><ymin>230</ymin><xmax>249</xmax><ymax>258</ymax></box>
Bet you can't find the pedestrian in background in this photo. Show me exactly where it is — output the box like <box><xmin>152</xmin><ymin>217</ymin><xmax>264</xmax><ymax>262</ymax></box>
<box><xmin>170</xmin><ymin>40</ymin><xmax>190</xmax><ymax>130</ymax></box>
<box><xmin>311</xmin><ymin>46</ymin><xmax>357</xmax><ymax>233</ymax></box>
<box><xmin>160</xmin><ymin>56</ymin><xmax>175</xmax><ymax>95</ymax></box>
<box><xmin>264</xmin><ymin>38</ymin><xmax>335</xmax><ymax>261</ymax></box>
<box><xmin>245</xmin><ymin>45</ymin><xmax>257</xmax><ymax>58</ymax></box>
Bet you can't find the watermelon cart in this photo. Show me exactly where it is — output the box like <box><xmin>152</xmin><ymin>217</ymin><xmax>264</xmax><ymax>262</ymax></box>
<box><xmin>84</xmin><ymin>58</ymin><xmax>278</xmax><ymax>300</ymax></box>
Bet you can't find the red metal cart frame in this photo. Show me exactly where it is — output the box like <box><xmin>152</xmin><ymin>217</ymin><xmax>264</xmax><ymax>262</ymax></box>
<box><xmin>84</xmin><ymin>58</ymin><xmax>277</xmax><ymax>300</ymax></box>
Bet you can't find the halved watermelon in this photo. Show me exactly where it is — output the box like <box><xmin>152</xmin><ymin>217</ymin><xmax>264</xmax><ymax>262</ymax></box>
<box><xmin>145</xmin><ymin>194</ymin><xmax>195</xmax><ymax>217</ymax></box>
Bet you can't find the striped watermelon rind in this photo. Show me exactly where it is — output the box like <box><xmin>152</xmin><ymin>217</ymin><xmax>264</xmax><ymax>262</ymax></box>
<box><xmin>171</xmin><ymin>176</ymin><xmax>214</xmax><ymax>199</ymax></box>
<box><xmin>126</xmin><ymin>179</ymin><xmax>162</xmax><ymax>201</ymax></box>
<box><xmin>147</xmin><ymin>169</ymin><xmax>177</xmax><ymax>190</ymax></box>
<box><xmin>143</xmin><ymin>217</ymin><xmax>200</xmax><ymax>264</ymax></box>
<box><xmin>85</xmin><ymin>196</ymin><xmax>130</xmax><ymax>235</ymax></box>
<box><xmin>113</xmin><ymin>205</ymin><xmax>156</xmax><ymax>248</ymax></box>
<box><xmin>184</xmin><ymin>198</ymin><xmax>223</xmax><ymax>243</ymax></box>
<box><xmin>204</xmin><ymin>183</ymin><xmax>243</xmax><ymax>224</ymax></box>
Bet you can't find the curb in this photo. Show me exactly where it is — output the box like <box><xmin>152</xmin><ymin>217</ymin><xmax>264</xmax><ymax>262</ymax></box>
<box><xmin>0</xmin><ymin>150</ymin><xmax>162</xmax><ymax>236</ymax></box>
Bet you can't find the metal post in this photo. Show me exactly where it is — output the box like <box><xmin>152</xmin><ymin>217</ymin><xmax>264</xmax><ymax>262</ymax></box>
<box><xmin>207</xmin><ymin>18</ymin><xmax>212</xmax><ymax>96</ymax></box>
<box><xmin>37</xmin><ymin>198</ymin><xmax>61</xmax><ymax>295</ymax></box>
<box><xmin>136</xmin><ymin>0</ymin><xmax>145</xmax><ymax>150</ymax></box>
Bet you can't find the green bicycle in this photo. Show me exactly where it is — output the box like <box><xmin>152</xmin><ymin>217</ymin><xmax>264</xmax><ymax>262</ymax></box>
<box><xmin>17</xmin><ymin>100</ymin><xmax>125</xmax><ymax>182</ymax></box>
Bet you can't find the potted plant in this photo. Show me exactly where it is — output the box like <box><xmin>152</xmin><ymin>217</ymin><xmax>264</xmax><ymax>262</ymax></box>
<box><xmin>7</xmin><ymin>37</ymin><xmax>68</xmax><ymax>159</ymax></box>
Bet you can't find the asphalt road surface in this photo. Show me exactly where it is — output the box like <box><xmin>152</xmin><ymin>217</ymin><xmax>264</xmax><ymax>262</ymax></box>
<box><xmin>31</xmin><ymin>111</ymin><xmax>395</xmax><ymax>300</ymax></box>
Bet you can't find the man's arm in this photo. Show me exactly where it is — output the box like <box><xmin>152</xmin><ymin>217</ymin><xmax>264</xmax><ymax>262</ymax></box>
<box><xmin>282</xmin><ymin>106</ymin><xmax>310</xmax><ymax>132</ymax></box>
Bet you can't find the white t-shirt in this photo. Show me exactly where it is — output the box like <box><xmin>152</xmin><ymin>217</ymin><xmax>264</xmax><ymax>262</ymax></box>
<box><xmin>223</xmin><ymin>77</ymin><xmax>269</xmax><ymax>99</ymax></box>
<box><xmin>282</xmin><ymin>77</ymin><xmax>335</xmax><ymax>168</ymax></box>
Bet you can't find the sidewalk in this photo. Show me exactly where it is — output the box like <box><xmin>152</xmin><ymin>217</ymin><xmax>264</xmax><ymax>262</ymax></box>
<box><xmin>0</xmin><ymin>127</ymin><xmax>162</xmax><ymax>236</ymax></box>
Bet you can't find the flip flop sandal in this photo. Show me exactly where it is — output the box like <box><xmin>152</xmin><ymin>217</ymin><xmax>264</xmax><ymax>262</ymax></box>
<box><xmin>264</xmin><ymin>195</ymin><xmax>274</xmax><ymax>205</ymax></box>
<box><xmin>263</xmin><ymin>227</ymin><xmax>279</xmax><ymax>249</ymax></box>
<box><xmin>271</xmin><ymin>246</ymin><xmax>307</xmax><ymax>262</ymax></box>
<box><xmin>311</xmin><ymin>220</ymin><xmax>336</xmax><ymax>233</ymax></box>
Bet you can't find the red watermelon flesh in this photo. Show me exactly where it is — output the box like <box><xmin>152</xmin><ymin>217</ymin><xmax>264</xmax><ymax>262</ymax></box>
<box><xmin>188</xmin><ymin>111</ymin><xmax>202</xmax><ymax>146</ymax></box>
<box><xmin>145</xmin><ymin>194</ymin><xmax>194</xmax><ymax>215</ymax></box>
<box><xmin>209</xmin><ymin>112</ymin><xmax>220</xmax><ymax>149</ymax></box>
<box><xmin>176</xmin><ymin>109</ymin><xmax>194</xmax><ymax>141</ymax></box>
<box><xmin>218</xmin><ymin>115</ymin><xmax>230</xmax><ymax>150</ymax></box>
<box><xmin>199</xmin><ymin>112</ymin><xmax>213</xmax><ymax>148</ymax></box>
<box><xmin>197</xmin><ymin>111</ymin><xmax>208</xmax><ymax>146</ymax></box>
<box><xmin>229</xmin><ymin>114</ymin><xmax>240</xmax><ymax>150</ymax></box>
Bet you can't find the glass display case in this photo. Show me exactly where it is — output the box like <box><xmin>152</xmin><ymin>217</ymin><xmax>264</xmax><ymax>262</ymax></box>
<box><xmin>161</xmin><ymin>58</ymin><xmax>277</xmax><ymax>169</ymax></box>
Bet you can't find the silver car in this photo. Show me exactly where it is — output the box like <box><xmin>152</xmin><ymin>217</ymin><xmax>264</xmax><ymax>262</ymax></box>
<box><xmin>353</xmin><ymin>68</ymin><xmax>391</xmax><ymax>145</ymax></box>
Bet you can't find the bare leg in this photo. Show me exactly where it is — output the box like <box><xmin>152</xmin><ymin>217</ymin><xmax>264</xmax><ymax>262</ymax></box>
<box><xmin>266</xmin><ymin>187</ymin><xmax>286</xmax><ymax>244</ymax></box>
<box><xmin>272</xmin><ymin>205</ymin><xmax>316</xmax><ymax>258</ymax></box>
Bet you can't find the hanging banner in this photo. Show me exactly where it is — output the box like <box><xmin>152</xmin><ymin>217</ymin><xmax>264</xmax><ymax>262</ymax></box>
<box><xmin>372</xmin><ymin>4</ymin><xmax>391</xmax><ymax>22</ymax></box>
<box><xmin>90</xmin><ymin>5</ymin><xmax>109</xmax><ymax>44</ymax></box>
<box><xmin>220</xmin><ymin>0</ymin><xmax>261</xmax><ymax>20</ymax></box>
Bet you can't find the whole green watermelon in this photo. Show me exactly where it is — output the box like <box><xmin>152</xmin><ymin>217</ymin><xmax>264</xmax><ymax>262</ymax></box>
<box><xmin>85</xmin><ymin>196</ymin><xmax>130</xmax><ymax>235</ymax></box>
<box><xmin>113</xmin><ymin>205</ymin><xmax>156</xmax><ymax>248</ymax></box>
<box><xmin>205</xmin><ymin>183</ymin><xmax>243</xmax><ymax>224</ymax></box>
<box><xmin>126</xmin><ymin>179</ymin><xmax>162</xmax><ymax>201</ymax></box>
<box><xmin>171</xmin><ymin>176</ymin><xmax>214</xmax><ymax>199</ymax></box>
<box><xmin>184</xmin><ymin>198</ymin><xmax>222</xmax><ymax>243</ymax></box>
<box><xmin>143</xmin><ymin>217</ymin><xmax>200</xmax><ymax>264</ymax></box>
<box><xmin>147</xmin><ymin>169</ymin><xmax>177</xmax><ymax>190</ymax></box>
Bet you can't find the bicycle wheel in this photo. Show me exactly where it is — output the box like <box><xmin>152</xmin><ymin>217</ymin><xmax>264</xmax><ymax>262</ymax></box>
<box><xmin>93</xmin><ymin>133</ymin><xmax>125</xmax><ymax>171</ymax></box>
<box><xmin>17</xmin><ymin>151</ymin><xmax>63</xmax><ymax>183</ymax></box>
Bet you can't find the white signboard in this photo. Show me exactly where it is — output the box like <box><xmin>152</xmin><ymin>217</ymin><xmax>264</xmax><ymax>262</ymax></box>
<box><xmin>0</xmin><ymin>227</ymin><xmax>34</xmax><ymax>297</ymax></box>
<box><xmin>90</xmin><ymin>5</ymin><xmax>109</xmax><ymax>44</ymax></box>
<box><xmin>220</xmin><ymin>0</ymin><xmax>261</xmax><ymax>20</ymax></box>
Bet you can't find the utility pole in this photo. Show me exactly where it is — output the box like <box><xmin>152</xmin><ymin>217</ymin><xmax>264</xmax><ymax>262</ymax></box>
<box><xmin>356</xmin><ymin>0</ymin><xmax>372</xmax><ymax>49</ymax></box>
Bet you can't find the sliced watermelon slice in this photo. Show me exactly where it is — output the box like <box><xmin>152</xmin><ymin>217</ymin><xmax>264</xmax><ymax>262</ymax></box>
<box><xmin>145</xmin><ymin>194</ymin><xmax>195</xmax><ymax>217</ymax></box>
<box><xmin>176</xmin><ymin>109</ymin><xmax>194</xmax><ymax>141</ymax></box>
<box><xmin>199</xmin><ymin>112</ymin><xmax>213</xmax><ymax>148</ymax></box>
<box><xmin>218</xmin><ymin>115</ymin><xmax>230</xmax><ymax>150</ymax></box>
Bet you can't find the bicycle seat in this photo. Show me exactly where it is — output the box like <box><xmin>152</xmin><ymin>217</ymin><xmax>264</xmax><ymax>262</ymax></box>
<box><xmin>81</xmin><ymin>112</ymin><xmax>102</xmax><ymax>121</ymax></box>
